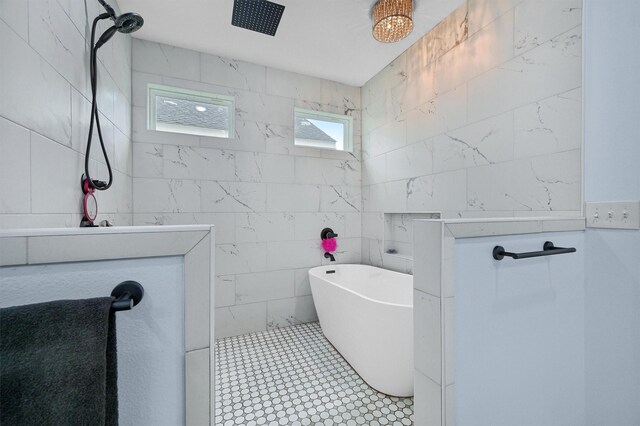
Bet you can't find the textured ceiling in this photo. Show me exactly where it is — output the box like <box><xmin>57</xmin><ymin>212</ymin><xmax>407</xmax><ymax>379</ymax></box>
<box><xmin>115</xmin><ymin>0</ymin><xmax>464</xmax><ymax>86</ymax></box>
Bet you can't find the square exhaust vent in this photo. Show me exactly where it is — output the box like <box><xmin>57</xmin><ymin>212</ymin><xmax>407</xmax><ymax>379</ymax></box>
<box><xmin>232</xmin><ymin>0</ymin><xmax>285</xmax><ymax>36</ymax></box>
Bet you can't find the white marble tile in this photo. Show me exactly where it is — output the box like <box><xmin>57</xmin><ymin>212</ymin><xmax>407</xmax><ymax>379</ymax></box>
<box><xmin>266</xmin><ymin>296</ymin><xmax>317</xmax><ymax>329</ymax></box>
<box><xmin>132</xmin><ymin>212</ymin><xmax>235</xmax><ymax>243</ymax></box>
<box><xmin>432</xmin><ymin>111</ymin><xmax>514</xmax><ymax>173</ymax></box>
<box><xmin>324</xmin><ymin>237</ymin><xmax>362</xmax><ymax>265</ymax></box>
<box><xmin>0</xmin><ymin>20</ymin><xmax>71</xmax><ymax>146</ymax></box>
<box><xmin>319</xmin><ymin>79</ymin><xmax>361</xmax><ymax>111</ymax></box>
<box><xmin>405</xmin><ymin>61</ymin><xmax>436</xmax><ymax>112</ymax></box>
<box><xmin>362</xmin><ymin>212</ymin><xmax>385</xmax><ymax>241</ymax></box>
<box><xmin>362</xmin><ymin>97</ymin><xmax>388</xmax><ymax>136</ymax></box>
<box><xmin>320</xmin><ymin>185</ymin><xmax>361</xmax><ymax>212</ymax></box>
<box><xmin>199</xmin><ymin>120</ymin><xmax>268</xmax><ymax>153</ymax></box>
<box><xmin>235</xmin><ymin>270</ymin><xmax>295</xmax><ymax>304</ymax></box>
<box><xmin>133</xmin><ymin>178</ymin><xmax>201</xmax><ymax>213</ymax></box>
<box><xmin>266</xmin><ymin>240</ymin><xmax>323</xmax><ymax>271</ymax></box>
<box><xmin>0</xmin><ymin>0</ymin><xmax>28</xmax><ymax>41</ymax></box>
<box><xmin>413</xmin><ymin>220</ymin><xmax>444</xmax><ymax>297</ymax></box>
<box><xmin>93</xmin><ymin>61</ymin><xmax>116</xmax><ymax>124</ymax></box>
<box><xmin>445</xmin><ymin>384</ymin><xmax>455</xmax><ymax>426</ymax></box>
<box><xmin>216</xmin><ymin>243</ymin><xmax>267</xmax><ymax>275</ymax></box>
<box><xmin>0</xmin><ymin>118</ymin><xmax>31</xmax><ymax>214</ymax></box>
<box><xmin>0</xmin><ymin>236</ymin><xmax>27</xmax><ymax>266</ymax></box>
<box><xmin>161</xmin><ymin>75</ymin><xmax>235</xmax><ymax>98</ymax></box>
<box><xmin>109</xmin><ymin>33</ymin><xmax>132</xmax><ymax>100</ymax></box>
<box><xmin>362</xmin><ymin>154</ymin><xmax>386</xmax><ymax>186</ymax></box>
<box><xmin>406</xmin><ymin>85</ymin><xmax>468</xmax><ymax>144</ymax></box>
<box><xmin>133</xmin><ymin>143</ymin><xmax>163</xmax><ymax>178</ymax></box>
<box><xmin>131</xmin><ymin>71</ymin><xmax>162</xmax><ymax>108</ymax></box>
<box><xmin>467</xmin><ymin>149</ymin><xmax>582</xmax><ymax>212</ymax></box>
<box><xmin>468</xmin><ymin>0</ymin><xmax>523</xmax><ymax>35</ymax></box>
<box><xmin>435</xmin><ymin>9</ymin><xmax>515</xmax><ymax>95</ymax></box>
<box><xmin>386</xmin><ymin>140</ymin><xmax>434</xmax><ymax>181</ymax></box>
<box><xmin>295</xmin><ymin>157</ymin><xmax>360</xmax><ymax>186</ymax></box>
<box><xmin>265</xmin><ymin>68</ymin><xmax>322</xmax><ymax>102</ymax></box>
<box><xmin>344</xmin><ymin>212</ymin><xmax>362</xmax><ymax>238</ymax></box>
<box><xmin>28</xmin><ymin>0</ymin><xmax>88</xmax><ymax>94</ymax></box>
<box><xmin>407</xmin><ymin>170</ymin><xmax>467</xmax><ymax>213</ymax></box>
<box><xmin>215</xmin><ymin>302</ymin><xmax>267</xmax><ymax>338</ymax></box>
<box><xmin>185</xmin><ymin>348</ymin><xmax>210</xmax><ymax>426</ymax></box>
<box><xmin>0</xmin><ymin>213</ymin><xmax>79</xmax><ymax>230</ymax></box>
<box><xmin>113</xmin><ymin>87</ymin><xmax>131</xmax><ymax>137</ymax></box>
<box><xmin>514</xmin><ymin>88</ymin><xmax>582</xmax><ymax>159</ymax></box>
<box><xmin>263</xmin><ymin>124</ymin><xmax>300</xmax><ymax>156</ymax></box>
<box><xmin>515</xmin><ymin>0</ymin><xmax>582</xmax><ymax>55</ymax></box>
<box><xmin>201</xmin><ymin>54</ymin><xmax>266</xmax><ymax>93</ymax></box>
<box><xmin>215</xmin><ymin>275</ymin><xmax>236</xmax><ymax>308</ymax></box>
<box><xmin>444</xmin><ymin>296</ymin><xmax>455</xmax><ymax>386</ymax></box>
<box><xmin>62</xmin><ymin>0</ymin><xmax>103</xmax><ymax>37</ymax></box>
<box><xmin>363</xmin><ymin>54</ymin><xmax>407</xmax><ymax>103</ymax></box>
<box><xmin>293</xmin><ymin>212</ymin><xmax>346</xmax><ymax>241</ymax></box>
<box><xmin>266</xmin><ymin>184</ymin><xmax>320</xmax><ymax>212</ymax></box>
<box><xmin>235</xmin><ymin>90</ymin><xmax>293</xmax><ymax>127</ymax></box>
<box><xmin>201</xmin><ymin>181</ymin><xmax>267</xmax><ymax>213</ymax></box>
<box><xmin>294</xmin><ymin>268</ymin><xmax>312</xmax><ymax>297</ymax></box>
<box><xmin>414</xmin><ymin>290</ymin><xmax>442</xmax><ymax>384</ymax></box>
<box><xmin>364</xmin><ymin>117</ymin><xmax>407</xmax><ymax>158</ymax></box>
<box><xmin>420</xmin><ymin>2</ymin><xmax>469</xmax><ymax>67</ymax></box>
<box><xmin>163</xmin><ymin>145</ymin><xmax>236</xmax><ymax>181</ymax></box>
<box><xmin>132</xmin><ymin>39</ymin><xmax>200</xmax><ymax>81</ymax></box>
<box><xmin>235</xmin><ymin>152</ymin><xmax>294</xmax><ymax>183</ymax></box>
<box><xmin>468</xmin><ymin>26</ymin><xmax>582</xmax><ymax>123</ymax></box>
<box><xmin>366</xmin><ymin>180</ymin><xmax>408</xmax><ymax>213</ymax></box>
<box><xmin>71</xmin><ymin>89</ymin><xmax>91</xmax><ymax>153</ymax></box>
<box><xmin>98</xmin><ymin>170</ymin><xmax>132</xmax><ymax>215</ymax></box>
<box><xmin>235</xmin><ymin>212</ymin><xmax>295</xmax><ymax>243</ymax></box>
<box><xmin>30</xmin><ymin>132</ymin><xmax>83</xmax><ymax>214</ymax></box>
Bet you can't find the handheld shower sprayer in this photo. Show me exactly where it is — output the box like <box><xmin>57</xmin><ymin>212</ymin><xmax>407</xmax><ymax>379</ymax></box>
<box><xmin>83</xmin><ymin>0</ymin><xmax>144</xmax><ymax>199</ymax></box>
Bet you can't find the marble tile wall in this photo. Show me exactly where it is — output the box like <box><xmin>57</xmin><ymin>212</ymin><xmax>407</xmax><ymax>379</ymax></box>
<box><xmin>0</xmin><ymin>0</ymin><xmax>133</xmax><ymax>228</ymax></box>
<box><xmin>130</xmin><ymin>40</ymin><xmax>362</xmax><ymax>338</ymax></box>
<box><xmin>361</xmin><ymin>0</ymin><xmax>583</xmax><ymax>273</ymax></box>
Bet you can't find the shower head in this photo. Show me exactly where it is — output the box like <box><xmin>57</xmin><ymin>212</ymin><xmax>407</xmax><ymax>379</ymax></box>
<box><xmin>93</xmin><ymin>10</ymin><xmax>144</xmax><ymax>49</ymax></box>
<box><xmin>115</xmin><ymin>12</ymin><xmax>144</xmax><ymax>34</ymax></box>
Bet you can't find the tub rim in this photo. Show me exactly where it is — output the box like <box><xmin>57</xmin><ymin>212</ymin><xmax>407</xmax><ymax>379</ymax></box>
<box><xmin>308</xmin><ymin>264</ymin><xmax>413</xmax><ymax>309</ymax></box>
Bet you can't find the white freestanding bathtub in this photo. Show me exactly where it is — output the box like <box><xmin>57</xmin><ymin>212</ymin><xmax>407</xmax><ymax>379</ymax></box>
<box><xmin>309</xmin><ymin>264</ymin><xmax>413</xmax><ymax>397</ymax></box>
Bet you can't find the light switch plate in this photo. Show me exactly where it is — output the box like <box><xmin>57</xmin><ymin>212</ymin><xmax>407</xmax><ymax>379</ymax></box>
<box><xmin>585</xmin><ymin>200</ymin><xmax>640</xmax><ymax>229</ymax></box>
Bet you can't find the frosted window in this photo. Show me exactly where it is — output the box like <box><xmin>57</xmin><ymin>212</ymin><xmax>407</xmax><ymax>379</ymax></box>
<box><xmin>148</xmin><ymin>84</ymin><xmax>235</xmax><ymax>138</ymax></box>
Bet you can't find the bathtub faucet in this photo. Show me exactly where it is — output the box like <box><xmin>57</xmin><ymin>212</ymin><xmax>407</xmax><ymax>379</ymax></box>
<box><xmin>324</xmin><ymin>252</ymin><xmax>335</xmax><ymax>262</ymax></box>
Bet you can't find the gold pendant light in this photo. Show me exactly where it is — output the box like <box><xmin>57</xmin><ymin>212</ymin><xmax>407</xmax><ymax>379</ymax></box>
<box><xmin>372</xmin><ymin>0</ymin><xmax>414</xmax><ymax>43</ymax></box>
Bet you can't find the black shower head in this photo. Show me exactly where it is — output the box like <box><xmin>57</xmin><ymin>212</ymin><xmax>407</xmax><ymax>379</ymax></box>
<box><xmin>115</xmin><ymin>12</ymin><xmax>144</xmax><ymax>34</ymax></box>
<box><xmin>232</xmin><ymin>0</ymin><xmax>285</xmax><ymax>36</ymax></box>
<box><xmin>94</xmin><ymin>9</ymin><xmax>144</xmax><ymax>49</ymax></box>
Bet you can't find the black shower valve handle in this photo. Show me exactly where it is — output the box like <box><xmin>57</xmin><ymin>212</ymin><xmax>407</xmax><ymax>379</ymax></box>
<box><xmin>321</xmin><ymin>228</ymin><xmax>338</xmax><ymax>240</ymax></box>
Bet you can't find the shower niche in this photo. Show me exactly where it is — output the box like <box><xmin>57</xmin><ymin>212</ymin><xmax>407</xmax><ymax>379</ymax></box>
<box><xmin>384</xmin><ymin>212</ymin><xmax>440</xmax><ymax>259</ymax></box>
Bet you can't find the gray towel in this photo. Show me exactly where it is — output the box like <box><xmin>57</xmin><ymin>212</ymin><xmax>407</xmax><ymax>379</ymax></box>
<box><xmin>1</xmin><ymin>297</ymin><xmax>118</xmax><ymax>426</ymax></box>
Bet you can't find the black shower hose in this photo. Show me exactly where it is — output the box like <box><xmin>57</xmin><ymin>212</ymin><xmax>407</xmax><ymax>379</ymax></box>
<box><xmin>84</xmin><ymin>14</ymin><xmax>114</xmax><ymax>191</ymax></box>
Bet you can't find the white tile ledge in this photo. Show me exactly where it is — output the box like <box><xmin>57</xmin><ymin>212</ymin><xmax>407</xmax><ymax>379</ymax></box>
<box><xmin>418</xmin><ymin>217</ymin><xmax>585</xmax><ymax>239</ymax></box>
<box><xmin>0</xmin><ymin>224</ymin><xmax>212</xmax><ymax>238</ymax></box>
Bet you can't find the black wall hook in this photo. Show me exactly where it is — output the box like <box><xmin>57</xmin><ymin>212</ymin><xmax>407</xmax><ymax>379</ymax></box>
<box><xmin>493</xmin><ymin>241</ymin><xmax>576</xmax><ymax>261</ymax></box>
<box><xmin>111</xmin><ymin>281</ymin><xmax>144</xmax><ymax>311</ymax></box>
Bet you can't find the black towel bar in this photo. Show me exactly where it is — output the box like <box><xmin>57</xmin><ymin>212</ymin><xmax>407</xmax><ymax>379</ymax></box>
<box><xmin>493</xmin><ymin>241</ymin><xmax>576</xmax><ymax>261</ymax></box>
<box><xmin>110</xmin><ymin>281</ymin><xmax>144</xmax><ymax>311</ymax></box>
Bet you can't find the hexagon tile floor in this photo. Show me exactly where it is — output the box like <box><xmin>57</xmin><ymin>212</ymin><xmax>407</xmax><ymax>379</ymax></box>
<box><xmin>215</xmin><ymin>322</ymin><xmax>414</xmax><ymax>426</ymax></box>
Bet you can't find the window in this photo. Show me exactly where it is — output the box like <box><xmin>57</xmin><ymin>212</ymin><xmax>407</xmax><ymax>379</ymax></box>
<box><xmin>294</xmin><ymin>108</ymin><xmax>353</xmax><ymax>152</ymax></box>
<box><xmin>148</xmin><ymin>84</ymin><xmax>235</xmax><ymax>138</ymax></box>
